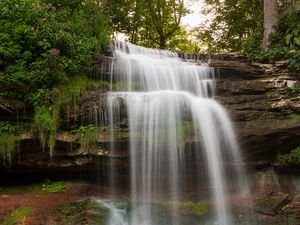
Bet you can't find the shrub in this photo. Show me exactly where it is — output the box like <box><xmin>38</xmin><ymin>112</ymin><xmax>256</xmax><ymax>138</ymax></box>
<box><xmin>2</xmin><ymin>207</ymin><xmax>32</xmax><ymax>225</ymax></box>
<box><xmin>276</xmin><ymin>146</ymin><xmax>300</xmax><ymax>165</ymax></box>
<box><xmin>0</xmin><ymin>0</ymin><xmax>110</xmax><ymax>104</ymax></box>
<box><xmin>0</xmin><ymin>122</ymin><xmax>19</xmax><ymax>167</ymax></box>
<box><xmin>77</xmin><ymin>124</ymin><xmax>97</xmax><ymax>152</ymax></box>
<box><xmin>34</xmin><ymin>106</ymin><xmax>57</xmax><ymax>157</ymax></box>
<box><xmin>41</xmin><ymin>180</ymin><xmax>68</xmax><ymax>193</ymax></box>
<box><xmin>267</xmin><ymin>11</ymin><xmax>300</xmax><ymax>71</ymax></box>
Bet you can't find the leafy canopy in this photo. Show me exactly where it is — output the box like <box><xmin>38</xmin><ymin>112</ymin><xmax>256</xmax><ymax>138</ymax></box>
<box><xmin>266</xmin><ymin>10</ymin><xmax>300</xmax><ymax>70</ymax></box>
<box><xmin>0</xmin><ymin>0</ymin><xmax>110</xmax><ymax>103</ymax></box>
<box><xmin>105</xmin><ymin>0</ymin><xmax>189</xmax><ymax>50</ymax></box>
<box><xmin>195</xmin><ymin>0</ymin><xmax>264</xmax><ymax>53</ymax></box>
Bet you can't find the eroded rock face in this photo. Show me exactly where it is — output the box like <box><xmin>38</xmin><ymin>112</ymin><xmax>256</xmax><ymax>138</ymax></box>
<box><xmin>213</xmin><ymin>57</ymin><xmax>300</xmax><ymax>165</ymax></box>
<box><xmin>1</xmin><ymin>54</ymin><xmax>300</xmax><ymax>175</ymax></box>
<box><xmin>91</xmin><ymin>55</ymin><xmax>300</xmax><ymax>165</ymax></box>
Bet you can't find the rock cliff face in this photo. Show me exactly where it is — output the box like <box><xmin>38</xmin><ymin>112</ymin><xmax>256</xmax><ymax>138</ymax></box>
<box><xmin>1</xmin><ymin>54</ymin><xmax>300</xmax><ymax>224</ymax></box>
<box><xmin>211</xmin><ymin>55</ymin><xmax>300</xmax><ymax>166</ymax></box>
<box><xmin>1</xmin><ymin>54</ymin><xmax>300</xmax><ymax>174</ymax></box>
<box><xmin>89</xmin><ymin>54</ymin><xmax>300</xmax><ymax>166</ymax></box>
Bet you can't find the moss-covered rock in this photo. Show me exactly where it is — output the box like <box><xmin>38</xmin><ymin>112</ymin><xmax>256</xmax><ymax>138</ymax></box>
<box><xmin>46</xmin><ymin>199</ymin><xmax>111</xmax><ymax>225</ymax></box>
<box><xmin>253</xmin><ymin>193</ymin><xmax>290</xmax><ymax>216</ymax></box>
<box><xmin>2</xmin><ymin>207</ymin><xmax>32</xmax><ymax>225</ymax></box>
<box><xmin>161</xmin><ymin>201</ymin><xmax>209</xmax><ymax>216</ymax></box>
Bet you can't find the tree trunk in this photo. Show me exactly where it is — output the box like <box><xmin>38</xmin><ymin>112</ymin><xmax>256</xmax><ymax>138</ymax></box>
<box><xmin>159</xmin><ymin>36</ymin><xmax>166</xmax><ymax>49</ymax></box>
<box><xmin>262</xmin><ymin>0</ymin><xmax>279</xmax><ymax>49</ymax></box>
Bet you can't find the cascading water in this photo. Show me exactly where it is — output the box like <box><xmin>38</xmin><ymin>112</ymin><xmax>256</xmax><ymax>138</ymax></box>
<box><xmin>100</xmin><ymin>41</ymin><xmax>250</xmax><ymax>225</ymax></box>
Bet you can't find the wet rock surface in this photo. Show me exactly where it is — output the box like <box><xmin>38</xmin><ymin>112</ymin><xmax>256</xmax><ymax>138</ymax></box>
<box><xmin>249</xmin><ymin>169</ymin><xmax>300</xmax><ymax>224</ymax></box>
<box><xmin>214</xmin><ymin>58</ymin><xmax>300</xmax><ymax>165</ymax></box>
<box><xmin>1</xmin><ymin>55</ymin><xmax>300</xmax><ymax>174</ymax></box>
<box><xmin>253</xmin><ymin>193</ymin><xmax>290</xmax><ymax>216</ymax></box>
<box><xmin>92</xmin><ymin>55</ymin><xmax>300</xmax><ymax>164</ymax></box>
<box><xmin>45</xmin><ymin>199</ymin><xmax>110</xmax><ymax>225</ymax></box>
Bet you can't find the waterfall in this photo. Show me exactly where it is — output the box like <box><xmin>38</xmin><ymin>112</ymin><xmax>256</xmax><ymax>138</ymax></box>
<box><xmin>101</xmin><ymin>41</ymin><xmax>248</xmax><ymax>225</ymax></box>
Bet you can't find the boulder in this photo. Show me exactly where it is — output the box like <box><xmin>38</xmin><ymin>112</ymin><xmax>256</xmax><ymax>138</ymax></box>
<box><xmin>253</xmin><ymin>193</ymin><xmax>290</xmax><ymax>216</ymax></box>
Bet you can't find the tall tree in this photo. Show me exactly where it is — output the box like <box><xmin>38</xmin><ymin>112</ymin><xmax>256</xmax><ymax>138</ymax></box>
<box><xmin>196</xmin><ymin>0</ymin><xmax>263</xmax><ymax>53</ymax></box>
<box><xmin>262</xmin><ymin>0</ymin><xmax>279</xmax><ymax>48</ymax></box>
<box><xmin>145</xmin><ymin>0</ymin><xmax>187</xmax><ymax>49</ymax></box>
<box><xmin>104</xmin><ymin>0</ymin><xmax>188</xmax><ymax>50</ymax></box>
<box><xmin>104</xmin><ymin>0</ymin><xmax>146</xmax><ymax>43</ymax></box>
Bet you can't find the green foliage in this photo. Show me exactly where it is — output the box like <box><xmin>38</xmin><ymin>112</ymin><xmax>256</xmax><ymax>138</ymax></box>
<box><xmin>282</xmin><ymin>83</ymin><xmax>300</xmax><ymax>97</ymax></box>
<box><xmin>34</xmin><ymin>107</ymin><xmax>56</xmax><ymax>133</ymax></box>
<box><xmin>0</xmin><ymin>180</ymin><xmax>68</xmax><ymax>194</ymax></box>
<box><xmin>176</xmin><ymin>121</ymin><xmax>194</xmax><ymax>153</ymax></box>
<box><xmin>66</xmin><ymin>75</ymin><xmax>111</xmax><ymax>101</ymax></box>
<box><xmin>276</xmin><ymin>146</ymin><xmax>300</xmax><ymax>165</ymax></box>
<box><xmin>267</xmin><ymin>11</ymin><xmax>300</xmax><ymax>70</ymax></box>
<box><xmin>0</xmin><ymin>122</ymin><xmax>19</xmax><ymax>134</ymax></box>
<box><xmin>0</xmin><ymin>134</ymin><xmax>16</xmax><ymax>168</ymax></box>
<box><xmin>2</xmin><ymin>207</ymin><xmax>32</xmax><ymax>225</ymax></box>
<box><xmin>77</xmin><ymin>124</ymin><xmax>97</xmax><ymax>152</ymax></box>
<box><xmin>0</xmin><ymin>122</ymin><xmax>19</xmax><ymax>167</ymax></box>
<box><xmin>34</xmin><ymin>106</ymin><xmax>57</xmax><ymax>156</ymax></box>
<box><xmin>162</xmin><ymin>201</ymin><xmax>209</xmax><ymax>215</ymax></box>
<box><xmin>0</xmin><ymin>0</ymin><xmax>110</xmax><ymax>104</ymax></box>
<box><xmin>26</xmin><ymin>89</ymin><xmax>48</xmax><ymax>107</ymax></box>
<box><xmin>288</xmin><ymin>114</ymin><xmax>300</xmax><ymax>120</ymax></box>
<box><xmin>196</xmin><ymin>0</ymin><xmax>263</xmax><ymax>53</ymax></box>
<box><xmin>168</xmin><ymin>27</ymin><xmax>202</xmax><ymax>53</ymax></box>
<box><xmin>200</xmin><ymin>1</ymin><xmax>300</xmax><ymax>70</ymax></box>
<box><xmin>105</xmin><ymin>0</ymin><xmax>188</xmax><ymax>50</ymax></box>
<box><xmin>41</xmin><ymin>180</ymin><xmax>68</xmax><ymax>193</ymax></box>
<box><xmin>33</xmin><ymin>75</ymin><xmax>109</xmax><ymax>157</ymax></box>
<box><xmin>77</xmin><ymin>124</ymin><xmax>96</xmax><ymax>134</ymax></box>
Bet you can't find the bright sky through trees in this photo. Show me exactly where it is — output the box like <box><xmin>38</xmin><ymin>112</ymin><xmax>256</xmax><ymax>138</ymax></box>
<box><xmin>182</xmin><ymin>0</ymin><xmax>204</xmax><ymax>28</ymax></box>
<box><xmin>115</xmin><ymin>0</ymin><xmax>210</xmax><ymax>41</ymax></box>
<box><xmin>182</xmin><ymin>0</ymin><xmax>213</xmax><ymax>28</ymax></box>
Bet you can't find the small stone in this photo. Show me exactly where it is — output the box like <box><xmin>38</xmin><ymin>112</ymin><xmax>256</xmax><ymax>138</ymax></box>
<box><xmin>1</xmin><ymin>195</ymin><xmax>9</xmax><ymax>198</ymax></box>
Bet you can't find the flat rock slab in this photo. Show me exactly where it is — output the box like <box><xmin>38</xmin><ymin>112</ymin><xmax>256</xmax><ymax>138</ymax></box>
<box><xmin>254</xmin><ymin>193</ymin><xmax>291</xmax><ymax>216</ymax></box>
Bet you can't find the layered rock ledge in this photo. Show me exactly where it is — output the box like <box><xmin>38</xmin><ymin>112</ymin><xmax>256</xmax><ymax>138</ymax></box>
<box><xmin>1</xmin><ymin>54</ymin><xmax>300</xmax><ymax>174</ymax></box>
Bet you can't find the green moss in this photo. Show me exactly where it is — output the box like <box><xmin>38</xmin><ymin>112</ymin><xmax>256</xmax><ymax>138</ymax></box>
<box><xmin>48</xmin><ymin>199</ymin><xmax>111</xmax><ymax>225</ymax></box>
<box><xmin>2</xmin><ymin>207</ymin><xmax>32</xmax><ymax>225</ymax></box>
<box><xmin>275</xmin><ymin>146</ymin><xmax>300</xmax><ymax>165</ymax></box>
<box><xmin>0</xmin><ymin>180</ymin><xmax>68</xmax><ymax>194</ymax></box>
<box><xmin>162</xmin><ymin>201</ymin><xmax>209</xmax><ymax>216</ymax></box>
<box><xmin>0</xmin><ymin>122</ymin><xmax>19</xmax><ymax>167</ymax></box>
<box><xmin>283</xmin><ymin>85</ymin><xmax>300</xmax><ymax>97</ymax></box>
<box><xmin>176</xmin><ymin>121</ymin><xmax>195</xmax><ymax>153</ymax></box>
<box><xmin>0</xmin><ymin>134</ymin><xmax>16</xmax><ymax>167</ymax></box>
<box><xmin>288</xmin><ymin>114</ymin><xmax>300</xmax><ymax>120</ymax></box>
<box><xmin>76</xmin><ymin>124</ymin><xmax>97</xmax><ymax>152</ymax></box>
<box><xmin>112</xmin><ymin>81</ymin><xmax>141</xmax><ymax>91</ymax></box>
<box><xmin>34</xmin><ymin>106</ymin><xmax>57</xmax><ymax>156</ymax></box>
<box><xmin>41</xmin><ymin>180</ymin><xmax>68</xmax><ymax>193</ymax></box>
<box><xmin>33</xmin><ymin>75</ymin><xmax>108</xmax><ymax>158</ymax></box>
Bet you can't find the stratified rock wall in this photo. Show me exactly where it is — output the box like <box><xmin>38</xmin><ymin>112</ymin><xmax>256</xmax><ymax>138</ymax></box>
<box><xmin>1</xmin><ymin>54</ymin><xmax>300</xmax><ymax>173</ymax></box>
<box><xmin>92</xmin><ymin>54</ymin><xmax>300</xmax><ymax>165</ymax></box>
<box><xmin>212</xmin><ymin>56</ymin><xmax>300</xmax><ymax>165</ymax></box>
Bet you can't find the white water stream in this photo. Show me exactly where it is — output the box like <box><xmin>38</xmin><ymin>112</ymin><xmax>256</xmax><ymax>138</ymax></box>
<box><xmin>102</xmin><ymin>41</ymin><xmax>248</xmax><ymax>225</ymax></box>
